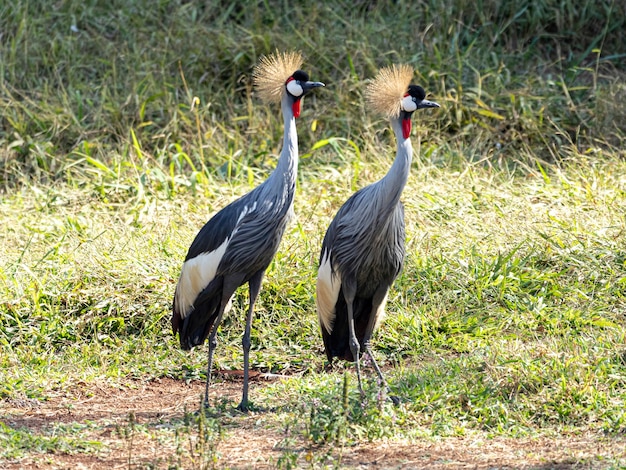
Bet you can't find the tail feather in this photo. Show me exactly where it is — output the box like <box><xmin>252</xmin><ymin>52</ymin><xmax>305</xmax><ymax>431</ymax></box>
<box><xmin>180</xmin><ymin>294</ymin><xmax>223</xmax><ymax>349</ymax></box>
<box><xmin>321</xmin><ymin>291</ymin><xmax>372</xmax><ymax>362</ymax></box>
<box><xmin>173</xmin><ymin>278</ymin><xmax>224</xmax><ymax>351</ymax></box>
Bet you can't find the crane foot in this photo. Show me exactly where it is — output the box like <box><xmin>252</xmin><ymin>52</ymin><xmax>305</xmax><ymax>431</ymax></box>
<box><xmin>235</xmin><ymin>402</ymin><xmax>249</xmax><ymax>413</ymax></box>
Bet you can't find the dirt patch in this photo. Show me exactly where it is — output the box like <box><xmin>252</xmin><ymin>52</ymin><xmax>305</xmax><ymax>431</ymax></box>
<box><xmin>1</xmin><ymin>377</ymin><xmax>625</xmax><ymax>469</ymax></box>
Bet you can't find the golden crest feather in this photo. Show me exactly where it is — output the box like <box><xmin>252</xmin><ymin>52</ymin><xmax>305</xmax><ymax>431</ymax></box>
<box><xmin>366</xmin><ymin>64</ymin><xmax>414</xmax><ymax>119</ymax></box>
<box><xmin>253</xmin><ymin>50</ymin><xmax>304</xmax><ymax>103</ymax></box>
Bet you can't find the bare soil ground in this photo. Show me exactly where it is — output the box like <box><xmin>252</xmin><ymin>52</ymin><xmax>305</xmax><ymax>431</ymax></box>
<box><xmin>1</xmin><ymin>377</ymin><xmax>625</xmax><ymax>469</ymax></box>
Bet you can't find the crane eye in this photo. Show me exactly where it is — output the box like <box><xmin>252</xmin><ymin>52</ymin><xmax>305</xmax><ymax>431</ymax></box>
<box><xmin>286</xmin><ymin>79</ymin><xmax>304</xmax><ymax>97</ymax></box>
<box><xmin>401</xmin><ymin>95</ymin><xmax>417</xmax><ymax>112</ymax></box>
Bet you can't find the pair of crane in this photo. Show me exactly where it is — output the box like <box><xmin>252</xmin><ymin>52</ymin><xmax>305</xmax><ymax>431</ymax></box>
<box><xmin>171</xmin><ymin>51</ymin><xmax>440</xmax><ymax>412</ymax></box>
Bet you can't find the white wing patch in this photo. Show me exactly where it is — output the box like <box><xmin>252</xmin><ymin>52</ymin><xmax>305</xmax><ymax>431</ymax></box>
<box><xmin>316</xmin><ymin>252</ymin><xmax>341</xmax><ymax>333</ymax></box>
<box><xmin>175</xmin><ymin>238</ymin><xmax>229</xmax><ymax>318</ymax></box>
<box><xmin>175</xmin><ymin>201</ymin><xmax>258</xmax><ymax>318</ymax></box>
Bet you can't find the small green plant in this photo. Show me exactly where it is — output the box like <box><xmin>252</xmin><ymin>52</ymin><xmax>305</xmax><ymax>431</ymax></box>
<box><xmin>173</xmin><ymin>403</ymin><xmax>222</xmax><ymax>470</ymax></box>
<box><xmin>275</xmin><ymin>421</ymin><xmax>299</xmax><ymax>470</ymax></box>
<box><xmin>115</xmin><ymin>412</ymin><xmax>137</xmax><ymax>469</ymax></box>
<box><xmin>305</xmin><ymin>372</ymin><xmax>398</xmax><ymax>446</ymax></box>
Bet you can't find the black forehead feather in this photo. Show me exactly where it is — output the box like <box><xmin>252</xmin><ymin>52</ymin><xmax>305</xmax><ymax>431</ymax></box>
<box><xmin>291</xmin><ymin>70</ymin><xmax>310</xmax><ymax>82</ymax></box>
<box><xmin>407</xmin><ymin>85</ymin><xmax>426</xmax><ymax>100</ymax></box>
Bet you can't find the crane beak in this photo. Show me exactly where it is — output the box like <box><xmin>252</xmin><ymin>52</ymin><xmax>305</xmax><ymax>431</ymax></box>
<box><xmin>302</xmin><ymin>81</ymin><xmax>326</xmax><ymax>93</ymax></box>
<box><xmin>417</xmin><ymin>99</ymin><xmax>440</xmax><ymax>109</ymax></box>
<box><xmin>292</xmin><ymin>81</ymin><xmax>325</xmax><ymax>118</ymax></box>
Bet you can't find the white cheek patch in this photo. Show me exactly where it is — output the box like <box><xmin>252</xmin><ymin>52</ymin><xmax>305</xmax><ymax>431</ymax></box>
<box><xmin>316</xmin><ymin>254</ymin><xmax>341</xmax><ymax>333</ymax></box>
<box><xmin>401</xmin><ymin>95</ymin><xmax>417</xmax><ymax>112</ymax></box>
<box><xmin>175</xmin><ymin>238</ymin><xmax>230</xmax><ymax>318</ymax></box>
<box><xmin>286</xmin><ymin>80</ymin><xmax>304</xmax><ymax>97</ymax></box>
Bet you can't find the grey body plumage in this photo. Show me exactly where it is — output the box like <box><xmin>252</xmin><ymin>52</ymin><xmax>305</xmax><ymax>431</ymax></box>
<box><xmin>172</xmin><ymin>52</ymin><xmax>324</xmax><ymax>411</ymax></box>
<box><xmin>316</xmin><ymin>65</ymin><xmax>439</xmax><ymax>397</ymax></box>
<box><xmin>174</xmin><ymin>167</ymin><xmax>293</xmax><ymax>349</ymax></box>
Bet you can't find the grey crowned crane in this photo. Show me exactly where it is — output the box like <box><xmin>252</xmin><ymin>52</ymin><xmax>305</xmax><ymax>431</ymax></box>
<box><xmin>172</xmin><ymin>51</ymin><xmax>324</xmax><ymax>412</ymax></box>
<box><xmin>316</xmin><ymin>64</ymin><xmax>439</xmax><ymax>397</ymax></box>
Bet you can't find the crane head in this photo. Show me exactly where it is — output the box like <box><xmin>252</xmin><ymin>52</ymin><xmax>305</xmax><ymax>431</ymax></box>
<box><xmin>285</xmin><ymin>70</ymin><xmax>325</xmax><ymax>118</ymax></box>
<box><xmin>400</xmin><ymin>85</ymin><xmax>440</xmax><ymax>139</ymax></box>
<box><xmin>365</xmin><ymin>65</ymin><xmax>439</xmax><ymax>139</ymax></box>
<box><xmin>252</xmin><ymin>51</ymin><xmax>324</xmax><ymax>116</ymax></box>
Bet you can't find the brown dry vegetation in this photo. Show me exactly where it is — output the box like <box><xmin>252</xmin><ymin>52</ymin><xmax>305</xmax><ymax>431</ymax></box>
<box><xmin>2</xmin><ymin>378</ymin><xmax>625</xmax><ymax>469</ymax></box>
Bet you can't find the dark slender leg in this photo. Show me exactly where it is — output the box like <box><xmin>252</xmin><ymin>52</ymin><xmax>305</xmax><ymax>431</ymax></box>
<box><xmin>348</xmin><ymin>306</ymin><xmax>364</xmax><ymax>397</ymax></box>
<box><xmin>237</xmin><ymin>270</ymin><xmax>264</xmax><ymax>412</ymax></box>
<box><xmin>204</xmin><ymin>305</ymin><xmax>227</xmax><ymax>408</ymax></box>
<box><xmin>364</xmin><ymin>344</ymin><xmax>387</xmax><ymax>388</ymax></box>
<box><xmin>203</xmin><ymin>275</ymin><xmax>244</xmax><ymax>409</ymax></box>
<box><xmin>342</xmin><ymin>282</ymin><xmax>364</xmax><ymax>397</ymax></box>
<box><xmin>364</xmin><ymin>344</ymin><xmax>398</xmax><ymax>404</ymax></box>
<box><xmin>362</xmin><ymin>286</ymin><xmax>399</xmax><ymax>404</ymax></box>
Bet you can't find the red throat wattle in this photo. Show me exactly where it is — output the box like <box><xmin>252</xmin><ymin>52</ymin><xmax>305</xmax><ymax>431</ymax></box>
<box><xmin>402</xmin><ymin>117</ymin><xmax>411</xmax><ymax>139</ymax></box>
<box><xmin>292</xmin><ymin>99</ymin><xmax>301</xmax><ymax>118</ymax></box>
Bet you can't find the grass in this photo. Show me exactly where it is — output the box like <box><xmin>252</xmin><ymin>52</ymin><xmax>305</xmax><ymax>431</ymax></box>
<box><xmin>0</xmin><ymin>420</ymin><xmax>102</xmax><ymax>460</ymax></box>
<box><xmin>1</xmin><ymin>0</ymin><xmax>626</xmax><ymax>467</ymax></box>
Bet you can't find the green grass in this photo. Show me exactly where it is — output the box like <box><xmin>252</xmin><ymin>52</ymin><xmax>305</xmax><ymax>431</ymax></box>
<box><xmin>0</xmin><ymin>421</ymin><xmax>102</xmax><ymax>460</ymax></box>
<box><xmin>1</xmin><ymin>0</ymin><xmax>626</xmax><ymax>467</ymax></box>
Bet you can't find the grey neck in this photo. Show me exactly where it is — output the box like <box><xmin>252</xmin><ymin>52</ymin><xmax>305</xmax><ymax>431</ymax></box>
<box><xmin>378</xmin><ymin>116</ymin><xmax>412</xmax><ymax>204</ymax></box>
<box><xmin>266</xmin><ymin>94</ymin><xmax>298</xmax><ymax>193</ymax></box>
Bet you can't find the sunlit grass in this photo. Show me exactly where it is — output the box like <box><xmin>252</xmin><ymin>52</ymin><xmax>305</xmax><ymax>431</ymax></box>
<box><xmin>0</xmin><ymin>421</ymin><xmax>102</xmax><ymax>460</ymax></box>
<box><xmin>2</xmin><ymin>157</ymin><xmax>624</xmax><ymax>420</ymax></box>
<box><xmin>1</xmin><ymin>0</ymin><xmax>626</xmax><ymax>466</ymax></box>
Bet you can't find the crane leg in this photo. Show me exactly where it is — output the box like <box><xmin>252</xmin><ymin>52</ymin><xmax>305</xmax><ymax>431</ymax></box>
<box><xmin>348</xmin><ymin>306</ymin><xmax>364</xmax><ymax>397</ymax></box>
<box><xmin>204</xmin><ymin>308</ymin><xmax>226</xmax><ymax>408</ymax></box>
<box><xmin>364</xmin><ymin>344</ymin><xmax>387</xmax><ymax>387</ymax></box>
<box><xmin>343</xmin><ymin>283</ymin><xmax>364</xmax><ymax>397</ymax></box>
<box><xmin>237</xmin><ymin>270</ymin><xmax>264</xmax><ymax>412</ymax></box>
<box><xmin>364</xmin><ymin>344</ymin><xmax>399</xmax><ymax>405</ymax></box>
<box><xmin>361</xmin><ymin>285</ymin><xmax>399</xmax><ymax>405</ymax></box>
<box><xmin>204</xmin><ymin>275</ymin><xmax>244</xmax><ymax>409</ymax></box>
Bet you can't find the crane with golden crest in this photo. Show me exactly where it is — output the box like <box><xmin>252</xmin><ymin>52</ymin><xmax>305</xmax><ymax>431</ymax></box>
<box><xmin>172</xmin><ymin>51</ymin><xmax>324</xmax><ymax>412</ymax></box>
<box><xmin>316</xmin><ymin>64</ymin><xmax>439</xmax><ymax>398</ymax></box>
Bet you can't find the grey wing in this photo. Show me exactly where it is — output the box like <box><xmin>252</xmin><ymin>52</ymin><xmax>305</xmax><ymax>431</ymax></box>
<box><xmin>218</xmin><ymin>193</ymin><xmax>293</xmax><ymax>278</ymax></box>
